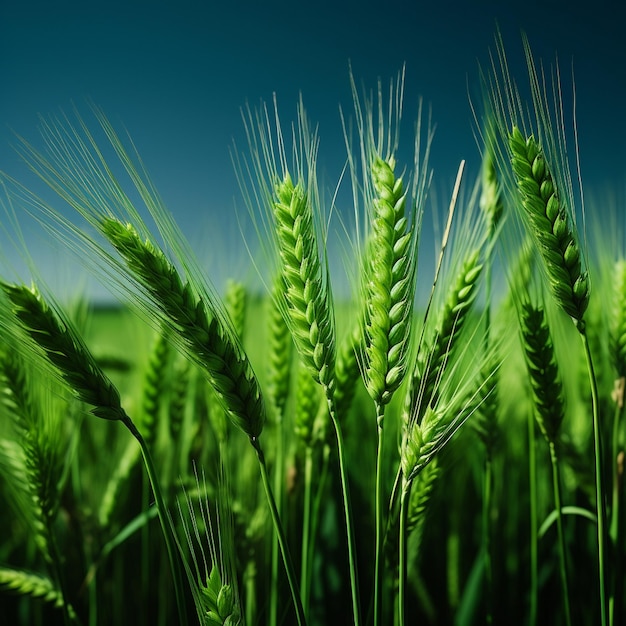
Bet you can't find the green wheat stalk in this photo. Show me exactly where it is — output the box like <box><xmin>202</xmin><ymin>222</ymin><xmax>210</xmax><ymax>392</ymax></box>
<box><xmin>486</xmin><ymin>33</ymin><xmax>606</xmax><ymax>623</ymax></box>
<box><xmin>477</xmin><ymin>134</ymin><xmax>502</xmax><ymax>625</ymax></box>
<box><xmin>343</xmin><ymin>70</ymin><xmax>428</xmax><ymax>626</ymax></box>
<box><xmin>240</xmin><ymin>96</ymin><xmax>359</xmax><ymax>625</ymax></box>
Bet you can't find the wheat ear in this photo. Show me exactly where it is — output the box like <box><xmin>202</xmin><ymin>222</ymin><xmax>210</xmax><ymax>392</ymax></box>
<box><xmin>398</xmin><ymin>404</ymin><xmax>454</xmax><ymax>624</ymax></box>
<box><xmin>141</xmin><ymin>324</ymin><xmax>172</xmax><ymax>448</ymax></box>
<box><xmin>266</xmin><ymin>275</ymin><xmax>293</xmax><ymax>418</ymax></box>
<box><xmin>508</xmin><ymin>126</ymin><xmax>589</xmax><ymax>327</ymax></box>
<box><xmin>508</xmin><ymin>120</ymin><xmax>606</xmax><ymax>621</ymax></box>
<box><xmin>206</xmin><ymin>280</ymin><xmax>249</xmax><ymax>445</ymax></box>
<box><xmin>225</xmin><ymin>280</ymin><xmax>247</xmax><ymax>341</ymax></box>
<box><xmin>334</xmin><ymin>321</ymin><xmax>363</xmax><ymax>425</ymax></box>
<box><xmin>519</xmin><ymin>301</ymin><xmax>572</xmax><ymax>626</ymax></box>
<box><xmin>1</xmin><ymin>282</ymin><xmax>125</xmax><ymax>421</ymax></box>
<box><xmin>360</xmin><ymin>151</ymin><xmax>418</xmax><ymax>626</ymax></box>
<box><xmin>0</xmin><ymin>354</ymin><xmax>56</xmax><ymax>563</ymax></box>
<box><xmin>363</xmin><ymin>153</ymin><xmax>416</xmax><ymax>408</ymax></box>
<box><xmin>100</xmin><ymin>217</ymin><xmax>265</xmax><ymax>441</ymax></box>
<box><xmin>407</xmin><ymin>247</ymin><xmax>484</xmax><ymax>420</ymax></box>
<box><xmin>472</xmin><ymin>355</ymin><xmax>500</xmax><ymax>454</ymax></box>
<box><xmin>519</xmin><ymin>303</ymin><xmax>565</xmax><ymax>445</ymax></box>
<box><xmin>0</xmin><ymin>568</ymin><xmax>76</xmax><ymax>618</ymax></box>
<box><xmin>273</xmin><ymin>173</ymin><xmax>336</xmax><ymax>394</ymax></box>
<box><xmin>0</xmin><ymin>352</ymin><xmax>74</xmax><ymax>623</ymax></box>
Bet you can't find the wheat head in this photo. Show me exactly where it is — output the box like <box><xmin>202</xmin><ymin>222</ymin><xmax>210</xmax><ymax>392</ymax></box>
<box><xmin>407</xmin><ymin>247</ymin><xmax>483</xmax><ymax>420</ymax></box>
<box><xmin>508</xmin><ymin>126</ymin><xmax>589</xmax><ymax>327</ymax></box>
<box><xmin>272</xmin><ymin>173</ymin><xmax>336</xmax><ymax>396</ymax></box>
<box><xmin>362</xmin><ymin>154</ymin><xmax>416</xmax><ymax>408</ymax></box>
<box><xmin>100</xmin><ymin>218</ymin><xmax>265</xmax><ymax>440</ymax></box>
<box><xmin>1</xmin><ymin>281</ymin><xmax>125</xmax><ymax>421</ymax></box>
<box><xmin>519</xmin><ymin>301</ymin><xmax>565</xmax><ymax>445</ymax></box>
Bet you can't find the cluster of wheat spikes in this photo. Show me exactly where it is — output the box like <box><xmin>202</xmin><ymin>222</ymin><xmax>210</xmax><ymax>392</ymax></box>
<box><xmin>0</xmin><ymin>33</ymin><xmax>624</xmax><ymax>626</ymax></box>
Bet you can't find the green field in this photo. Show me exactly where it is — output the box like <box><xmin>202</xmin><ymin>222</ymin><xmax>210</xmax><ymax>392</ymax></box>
<box><xmin>0</xmin><ymin>35</ymin><xmax>624</xmax><ymax>626</ymax></box>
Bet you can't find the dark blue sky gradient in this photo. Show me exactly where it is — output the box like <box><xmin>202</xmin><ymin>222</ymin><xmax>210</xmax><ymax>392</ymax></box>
<box><xmin>1</xmin><ymin>0</ymin><xmax>624</xmax><ymax>298</ymax></box>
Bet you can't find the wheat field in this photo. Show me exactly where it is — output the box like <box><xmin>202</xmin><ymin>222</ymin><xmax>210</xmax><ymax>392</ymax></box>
<box><xmin>0</xmin><ymin>34</ymin><xmax>624</xmax><ymax>626</ymax></box>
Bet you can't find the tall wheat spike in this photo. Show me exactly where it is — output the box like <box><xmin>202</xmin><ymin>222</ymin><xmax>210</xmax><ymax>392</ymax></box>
<box><xmin>343</xmin><ymin>71</ymin><xmax>428</xmax><ymax>626</ymax></box>
<box><xmin>240</xmin><ymin>97</ymin><xmax>358</xmax><ymax>624</ymax></box>
<box><xmin>272</xmin><ymin>173</ymin><xmax>336</xmax><ymax>395</ymax></box>
<box><xmin>266</xmin><ymin>275</ymin><xmax>293</xmax><ymax>418</ymax></box>
<box><xmin>141</xmin><ymin>324</ymin><xmax>172</xmax><ymax>449</ymax></box>
<box><xmin>363</xmin><ymin>153</ymin><xmax>416</xmax><ymax>408</ymax></box>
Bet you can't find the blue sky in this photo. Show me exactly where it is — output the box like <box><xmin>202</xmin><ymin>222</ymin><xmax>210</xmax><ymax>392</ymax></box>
<box><xmin>0</xmin><ymin>0</ymin><xmax>624</xmax><ymax>299</ymax></box>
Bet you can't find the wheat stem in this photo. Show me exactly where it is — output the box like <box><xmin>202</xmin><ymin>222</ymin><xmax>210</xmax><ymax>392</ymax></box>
<box><xmin>483</xmin><ymin>453</ymin><xmax>494</xmax><ymax>625</ymax></box>
<box><xmin>374</xmin><ymin>409</ymin><xmax>385</xmax><ymax>626</ymax></box>
<box><xmin>327</xmin><ymin>397</ymin><xmax>362</xmax><ymax>626</ymax></box>
<box><xmin>121</xmin><ymin>416</ymin><xmax>188</xmax><ymax>626</ymax></box>
<box><xmin>528</xmin><ymin>409</ymin><xmax>538</xmax><ymax>626</ymax></box>
<box><xmin>549</xmin><ymin>441</ymin><xmax>572</xmax><ymax>626</ymax></box>
<box><xmin>581</xmin><ymin>331</ymin><xmax>608</xmax><ymax>626</ymax></box>
<box><xmin>300</xmin><ymin>446</ymin><xmax>314</xmax><ymax>616</ymax></box>
<box><xmin>610</xmin><ymin>448</ymin><xmax>625</xmax><ymax>626</ymax></box>
<box><xmin>398</xmin><ymin>478</ymin><xmax>411</xmax><ymax>626</ymax></box>
<box><xmin>251</xmin><ymin>438</ymin><xmax>307</xmax><ymax>626</ymax></box>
